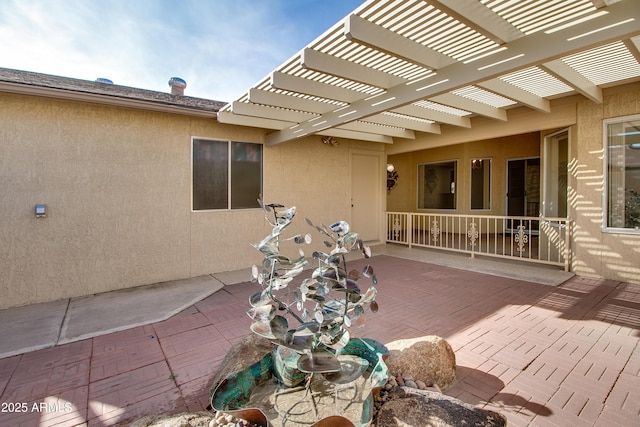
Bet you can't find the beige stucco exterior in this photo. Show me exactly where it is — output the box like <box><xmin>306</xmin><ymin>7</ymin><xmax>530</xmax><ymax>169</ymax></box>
<box><xmin>386</xmin><ymin>132</ymin><xmax>540</xmax><ymax>215</ymax></box>
<box><xmin>0</xmin><ymin>91</ymin><xmax>384</xmax><ymax>309</ymax></box>
<box><xmin>571</xmin><ymin>84</ymin><xmax>640</xmax><ymax>283</ymax></box>
<box><xmin>386</xmin><ymin>82</ymin><xmax>640</xmax><ymax>285</ymax></box>
<box><xmin>2</xmin><ymin>81</ymin><xmax>639</xmax><ymax>310</ymax></box>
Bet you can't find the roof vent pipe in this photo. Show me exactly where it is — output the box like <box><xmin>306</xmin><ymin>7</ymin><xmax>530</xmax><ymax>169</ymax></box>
<box><xmin>95</xmin><ymin>78</ymin><xmax>113</xmax><ymax>84</ymax></box>
<box><xmin>168</xmin><ymin>77</ymin><xmax>187</xmax><ymax>96</ymax></box>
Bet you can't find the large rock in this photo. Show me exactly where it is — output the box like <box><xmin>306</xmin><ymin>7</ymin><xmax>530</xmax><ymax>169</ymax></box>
<box><xmin>375</xmin><ymin>388</ymin><xmax>506</xmax><ymax>427</ymax></box>
<box><xmin>209</xmin><ymin>334</ymin><xmax>276</xmax><ymax>394</ymax></box>
<box><xmin>384</xmin><ymin>336</ymin><xmax>456</xmax><ymax>390</ymax></box>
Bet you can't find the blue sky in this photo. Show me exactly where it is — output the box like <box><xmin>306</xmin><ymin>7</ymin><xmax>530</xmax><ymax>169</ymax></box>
<box><xmin>0</xmin><ymin>0</ymin><xmax>363</xmax><ymax>101</ymax></box>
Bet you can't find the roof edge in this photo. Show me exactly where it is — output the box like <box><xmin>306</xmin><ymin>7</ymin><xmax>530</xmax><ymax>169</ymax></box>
<box><xmin>0</xmin><ymin>67</ymin><xmax>223</xmax><ymax>118</ymax></box>
<box><xmin>0</xmin><ymin>81</ymin><xmax>217</xmax><ymax>118</ymax></box>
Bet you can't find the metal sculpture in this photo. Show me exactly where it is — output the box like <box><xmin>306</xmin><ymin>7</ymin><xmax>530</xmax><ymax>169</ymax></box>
<box><xmin>211</xmin><ymin>201</ymin><xmax>388</xmax><ymax>426</ymax></box>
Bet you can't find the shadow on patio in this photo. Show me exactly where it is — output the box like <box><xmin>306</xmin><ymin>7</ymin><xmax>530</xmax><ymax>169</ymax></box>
<box><xmin>0</xmin><ymin>253</ymin><xmax>638</xmax><ymax>426</ymax></box>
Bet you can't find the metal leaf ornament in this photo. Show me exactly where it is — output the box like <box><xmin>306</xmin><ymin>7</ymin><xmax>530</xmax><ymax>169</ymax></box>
<box><xmin>249</xmin><ymin>201</ymin><xmax>380</xmax><ymax>375</ymax></box>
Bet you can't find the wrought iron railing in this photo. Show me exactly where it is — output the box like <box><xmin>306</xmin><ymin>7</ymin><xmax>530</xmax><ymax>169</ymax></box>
<box><xmin>386</xmin><ymin>212</ymin><xmax>572</xmax><ymax>271</ymax></box>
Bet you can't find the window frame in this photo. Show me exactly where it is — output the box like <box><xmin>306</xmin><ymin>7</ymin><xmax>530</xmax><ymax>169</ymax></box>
<box><xmin>191</xmin><ymin>137</ymin><xmax>263</xmax><ymax>212</ymax></box>
<box><xmin>602</xmin><ymin>114</ymin><xmax>640</xmax><ymax>234</ymax></box>
<box><xmin>416</xmin><ymin>160</ymin><xmax>458</xmax><ymax>211</ymax></box>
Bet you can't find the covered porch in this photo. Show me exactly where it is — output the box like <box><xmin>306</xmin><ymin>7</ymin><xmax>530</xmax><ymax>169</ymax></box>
<box><xmin>216</xmin><ymin>0</ymin><xmax>640</xmax><ymax>285</ymax></box>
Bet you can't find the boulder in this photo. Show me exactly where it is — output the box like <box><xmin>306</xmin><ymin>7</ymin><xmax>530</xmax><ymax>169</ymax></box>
<box><xmin>375</xmin><ymin>388</ymin><xmax>506</xmax><ymax>427</ymax></box>
<box><xmin>209</xmin><ymin>334</ymin><xmax>276</xmax><ymax>394</ymax></box>
<box><xmin>384</xmin><ymin>336</ymin><xmax>456</xmax><ymax>390</ymax></box>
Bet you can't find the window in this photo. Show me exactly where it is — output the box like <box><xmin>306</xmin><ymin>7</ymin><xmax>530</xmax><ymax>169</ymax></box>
<box><xmin>192</xmin><ymin>139</ymin><xmax>263</xmax><ymax>210</ymax></box>
<box><xmin>470</xmin><ymin>159</ymin><xmax>491</xmax><ymax>210</ymax></box>
<box><xmin>418</xmin><ymin>161</ymin><xmax>457</xmax><ymax>209</ymax></box>
<box><xmin>604</xmin><ymin>115</ymin><xmax>640</xmax><ymax>232</ymax></box>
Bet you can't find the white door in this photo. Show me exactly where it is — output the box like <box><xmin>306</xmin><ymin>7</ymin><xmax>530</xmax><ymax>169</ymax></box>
<box><xmin>351</xmin><ymin>152</ymin><xmax>382</xmax><ymax>242</ymax></box>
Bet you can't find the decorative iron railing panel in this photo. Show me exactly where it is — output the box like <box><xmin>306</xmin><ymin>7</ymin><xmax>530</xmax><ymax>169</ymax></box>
<box><xmin>385</xmin><ymin>212</ymin><xmax>572</xmax><ymax>271</ymax></box>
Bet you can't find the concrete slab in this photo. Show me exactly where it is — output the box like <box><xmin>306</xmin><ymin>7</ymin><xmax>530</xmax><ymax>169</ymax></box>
<box><xmin>58</xmin><ymin>275</ymin><xmax>224</xmax><ymax>344</ymax></box>
<box><xmin>0</xmin><ymin>299</ymin><xmax>69</xmax><ymax>359</ymax></box>
<box><xmin>229</xmin><ymin>242</ymin><xmax>570</xmax><ymax>286</ymax></box>
<box><xmin>212</xmin><ymin>268</ymin><xmax>253</xmax><ymax>286</ymax></box>
<box><xmin>381</xmin><ymin>244</ymin><xmax>574</xmax><ymax>286</ymax></box>
<box><xmin>0</xmin><ymin>245</ymin><xmax>572</xmax><ymax>359</ymax></box>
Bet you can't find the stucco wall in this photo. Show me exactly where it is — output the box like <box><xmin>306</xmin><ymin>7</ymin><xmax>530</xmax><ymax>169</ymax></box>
<box><xmin>0</xmin><ymin>92</ymin><xmax>383</xmax><ymax>309</ymax></box>
<box><xmin>386</xmin><ymin>133</ymin><xmax>540</xmax><ymax>215</ymax></box>
<box><xmin>385</xmin><ymin>82</ymin><xmax>640</xmax><ymax>285</ymax></box>
<box><xmin>570</xmin><ymin>83</ymin><xmax>640</xmax><ymax>283</ymax></box>
<box><xmin>4</xmin><ymin>82</ymin><xmax>638</xmax><ymax>309</ymax></box>
<box><xmin>261</xmin><ymin>138</ymin><xmax>385</xmax><ymax>256</ymax></box>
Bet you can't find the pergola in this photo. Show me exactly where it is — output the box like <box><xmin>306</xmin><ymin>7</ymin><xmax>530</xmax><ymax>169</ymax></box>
<box><xmin>217</xmin><ymin>0</ymin><xmax>640</xmax><ymax>147</ymax></box>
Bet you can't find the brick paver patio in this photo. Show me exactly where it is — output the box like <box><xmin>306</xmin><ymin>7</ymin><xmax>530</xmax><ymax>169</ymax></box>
<box><xmin>1</xmin><ymin>255</ymin><xmax>638</xmax><ymax>426</ymax></box>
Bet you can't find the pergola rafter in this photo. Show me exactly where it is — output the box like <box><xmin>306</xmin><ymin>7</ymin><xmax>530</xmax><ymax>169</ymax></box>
<box><xmin>217</xmin><ymin>0</ymin><xmax>640</xmax><ymax>146</ymax></box>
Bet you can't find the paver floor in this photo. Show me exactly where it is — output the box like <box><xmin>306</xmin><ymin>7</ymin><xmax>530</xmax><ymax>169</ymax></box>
<box><xmin>1</xmin><ymin>255</ymin><xmax>638</xmax><ymax>426</ymax></box>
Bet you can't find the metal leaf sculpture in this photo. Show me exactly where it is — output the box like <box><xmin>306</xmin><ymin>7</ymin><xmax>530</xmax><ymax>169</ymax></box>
<box><xmin>249</xmin><ymin>200</ymin><xmax>379</xmax><ymax>373</ymax></box>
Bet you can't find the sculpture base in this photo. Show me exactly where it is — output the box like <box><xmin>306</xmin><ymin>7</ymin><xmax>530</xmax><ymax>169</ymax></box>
<box><xmin>249</xmin><ymin>356</ymin><xmax>372</xmax><ymax>426</ymax></box>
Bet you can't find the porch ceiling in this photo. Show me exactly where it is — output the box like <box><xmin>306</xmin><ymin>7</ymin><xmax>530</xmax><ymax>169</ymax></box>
<box><xmin>217</xmin><ymin>0</ymin><xmax>640</xmax><ymax>146</ymax></box>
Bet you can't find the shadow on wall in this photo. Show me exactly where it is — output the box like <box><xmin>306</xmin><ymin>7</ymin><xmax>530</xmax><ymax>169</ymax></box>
<box><xmin>568</xmin><ymin>155</ymin><xmax>640</xmax><ymax>284</ymax></box>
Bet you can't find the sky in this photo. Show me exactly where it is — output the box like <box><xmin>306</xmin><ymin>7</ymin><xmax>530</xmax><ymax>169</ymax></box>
<box><xmin>0</xmin><ymin>0</ymin><xmax>363</xmax><ymax>102</ymax></box>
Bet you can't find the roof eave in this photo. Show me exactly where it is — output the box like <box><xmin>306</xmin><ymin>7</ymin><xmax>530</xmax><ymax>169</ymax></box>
<box><xmin>0</xmin><ymin>81</ymin><xmax>218</xmax><ymax>118</ymax></box>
